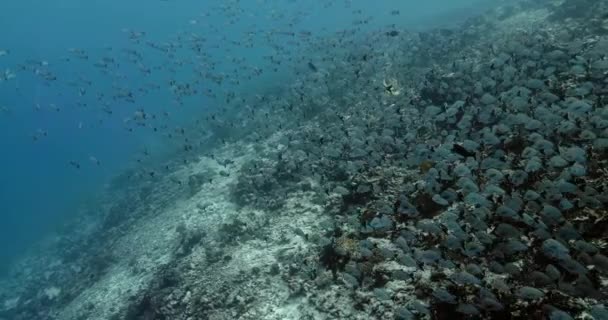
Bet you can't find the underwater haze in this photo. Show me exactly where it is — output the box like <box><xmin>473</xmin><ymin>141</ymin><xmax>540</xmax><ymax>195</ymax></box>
<box><xmin>1</xmin><ymin>0</ymin><xmax>608</xmax><ymax>319</ymax></box>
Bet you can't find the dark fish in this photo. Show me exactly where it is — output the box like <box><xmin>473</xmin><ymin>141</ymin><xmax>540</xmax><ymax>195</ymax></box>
<box><xmin>386</xmin><ymin>30</ymin><xmax>399</xmax><ymax>37</ymax></box>
<box><xmin>452</xmin><ymin>144</ymin><xmax>476</xmax><ymax>158</ymax></box>
<box><xmin>307</xmin><ymin>62</ymin><xmax>318</xmax><ymax>72</ymax></box>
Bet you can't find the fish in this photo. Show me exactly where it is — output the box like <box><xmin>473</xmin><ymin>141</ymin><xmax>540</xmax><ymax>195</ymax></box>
<box><xmin>0</xmin><ymin>49</ymin><xmax>8</xmax><ymax>57</ymax></box>
<box><xmin>89</xmin><ymin>156</ymin><xmax>101</xmax><ymax>166</ymax></box>
<box><xmin>3</xmin><ymin>69</ymin><xmax>16</xmax><ymax>80</ymax></box>
<box><xmin>452</xmin><ymin>144</ymin><xmax>476</xmax><ymax>158</ymax></box>
<box><xmin>386</xmin><ymin>30</ymin><xmax>399</xmax><ymax>37</ymax></box>
<box><xmin>307</xmin><ymin>62</ymin><xmax>318</xmax><ymax>72</ymax></box>
<box><xmin>31</xmin><ymin>129</ymin><xmax>48</xmax><ymax>141</ymax></box>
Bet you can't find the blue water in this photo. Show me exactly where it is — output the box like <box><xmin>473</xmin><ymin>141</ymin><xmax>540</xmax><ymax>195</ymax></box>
<box><xmin>0</xmin><ymin>0</ymin><xmax>495</xmax><ymax>272</ymax></box>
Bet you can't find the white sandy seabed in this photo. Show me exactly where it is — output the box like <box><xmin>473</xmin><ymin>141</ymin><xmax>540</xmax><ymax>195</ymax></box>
<box><xmin>0</xmin><ymin>132</ymin><xmax>349</xmax><ymax>320</ymax></box>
